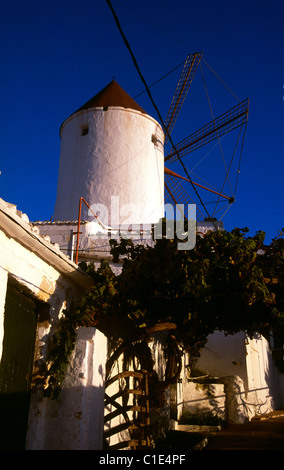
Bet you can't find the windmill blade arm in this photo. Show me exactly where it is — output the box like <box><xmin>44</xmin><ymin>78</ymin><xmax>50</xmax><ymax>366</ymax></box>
<box><xmin>165</xmin><ymin>167</ymin><xmax>234</xmax><ymax>202</ymax></box>
<box><xmin>165</xmin><ymin>98</ymin><xmax>249</xmax><ymax>162</ymax></box>
<box><xmin>164</xmin><ymin>52</ymin><xmax>203</xmax><ymax>143</ymax></box>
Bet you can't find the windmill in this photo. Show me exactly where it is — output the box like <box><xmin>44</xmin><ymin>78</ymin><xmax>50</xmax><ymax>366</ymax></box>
<box><xmin>158</xmin><ymin>52</ymin><xmax>249</xmax><ymax>222</ymax></box>
<box><xmin>53</xmin><ymin>50</ymin><xmax>249</xmax><ymax>233</ymax></box>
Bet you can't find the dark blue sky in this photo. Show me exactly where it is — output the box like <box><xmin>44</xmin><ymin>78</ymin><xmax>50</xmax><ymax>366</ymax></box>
<box><xmin>0</xmin><ymin>0</ymin><xmax>283</xmax><ymax>244</ymax></box>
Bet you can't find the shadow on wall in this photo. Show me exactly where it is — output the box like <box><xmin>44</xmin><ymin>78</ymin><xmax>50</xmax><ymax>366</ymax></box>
<box><xmin>220</xmin><ymin>373</ymin><xmax>276</xmax><ymax>423</ymax></box>
<box><xmin>0</xmin><ymin>384</ymin><xmax>106</xmax><ymax>451</ymax></box>
<box><xmin>26</xmin><ymin>324</ymin><xmax>107</xmax><ymax>450</ymax></box>
<box><xmin>179</xmin><ymin>373</ymin><xmax>276</xmax><ymax>425</ymax></box>
<box><xmin>40</xmin><ymin>384</ymin><xmax>106</xmax><ymax>450</ymax></box>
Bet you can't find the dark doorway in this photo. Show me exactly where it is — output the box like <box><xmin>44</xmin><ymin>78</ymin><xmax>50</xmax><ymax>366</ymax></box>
<box><xmin>0</xmin><ymin>283</ymin><xmax>38</xmax><ymax>450</ymax></box>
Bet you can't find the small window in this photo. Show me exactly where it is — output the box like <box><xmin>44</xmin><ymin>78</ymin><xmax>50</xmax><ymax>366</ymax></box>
<box><xmin>81</xmin><ymin>126</ymin><xmax>89</xmax><ymax>136</ymax></box>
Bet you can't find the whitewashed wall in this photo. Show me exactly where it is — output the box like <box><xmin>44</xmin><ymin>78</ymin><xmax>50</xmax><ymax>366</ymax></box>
<box><xmin>180</xmin><ymin>330</ymin><xmax>280</xmax><ymax>422</ymax></box>
<box><xmin>0</xmin><ymin>199</ymin><xmax>107</xmax><ymax>450</ymax></box>
<box><xmin>54</xmin><ymin>106</ymin><xmax>164</xmax><ymax>225</ymax></box>
<box><xmin>28</xmin><ymin>327</ymin><xmax>107</xmax><ymax>450</ymax></box>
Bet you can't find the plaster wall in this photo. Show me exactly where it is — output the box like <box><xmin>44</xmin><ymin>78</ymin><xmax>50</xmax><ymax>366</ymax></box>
<box><xmin>36</xmin><ymin>220</ymin><xmax>152</xmax><ymax>271</ymax></box>
<box><xmin>28</xmin><ymin>327</ymin><xmax>107</xmax><ymax>450</ymax></box>
<box><xmin>34</xmin><ymin>222</ymin><xmax>77</xmax><ymax>262</ymax></box>
<box><xmin>184</xmin><ymin>330</ymin><xmax>279</xmax><ymax>422</ymax></box>
<box><xmin>0</xmin><ymin>229</ymin><xmax>63</xmax><ymax>303</ymax></box>
<box><xmin>245</xmin><ymin>334</ymin><xmax>278</xmax><ymax>415</ymax></box>
<box><xmin>178</xmin><ymin>381</ymin><xmax>226</xmax><ymax>422</ymax></box>
<box><xmin>54</xmin><ymin>107</ymin><xmax>164</xmax><ymax>224</ymax></box>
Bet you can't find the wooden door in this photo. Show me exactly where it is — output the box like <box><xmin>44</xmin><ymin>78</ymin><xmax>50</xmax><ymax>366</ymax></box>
<box><xmin>0</xmin><ymin>284</ymin><xmax>37</xmax><ymax>450</ymax></box>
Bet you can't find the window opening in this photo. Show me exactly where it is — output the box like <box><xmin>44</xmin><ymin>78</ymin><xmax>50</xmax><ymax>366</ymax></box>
<box><xmin>81</xmin><ymin>126</ymin><xmax>89</xmax><ymax>136</ymax></box>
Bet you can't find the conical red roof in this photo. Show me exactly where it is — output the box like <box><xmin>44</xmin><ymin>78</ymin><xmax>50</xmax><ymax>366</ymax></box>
<box><xmin>74</xmin><ymin>80</ymin><xmax>146</xmax><ymax>114</ymax></box>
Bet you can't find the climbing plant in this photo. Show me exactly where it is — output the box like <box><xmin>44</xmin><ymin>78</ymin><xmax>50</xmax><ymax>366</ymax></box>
<box><xmin>44</xmin><ymin>223</ymin><xmax>284</xmax><ymax>401</ymax></box>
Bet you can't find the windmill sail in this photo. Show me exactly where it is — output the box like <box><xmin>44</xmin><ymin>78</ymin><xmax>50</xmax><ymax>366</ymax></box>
<box><xmin>164</xmin><ymin>167</ymin><xmax>234</xmax><ymax>202</ymax></box>
<box><xmin>165</xmin><ymin>98</ymin><xmax>249</xmax><ymax>163</ymax></box>
<box><xmin>164</xmin><ymin>52</ymin><xmax>203</xmax><ymax>144</ymax></box>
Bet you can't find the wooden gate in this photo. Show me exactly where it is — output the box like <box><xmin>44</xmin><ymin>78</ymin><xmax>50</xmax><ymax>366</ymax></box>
<box><xmin>104</xmin><ymin>370</ymin><xmax>150</xmax><ymax>450</ymax></box>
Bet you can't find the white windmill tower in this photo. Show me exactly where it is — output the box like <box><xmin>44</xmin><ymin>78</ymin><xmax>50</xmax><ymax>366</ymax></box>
<box><xmin>54</xmin><ymin>79</ymin><xmax>165</xmax><ymax>228</ymax></box>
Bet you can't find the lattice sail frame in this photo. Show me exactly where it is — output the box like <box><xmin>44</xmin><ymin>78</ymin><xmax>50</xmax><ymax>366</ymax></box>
<box><xmin>162</xmin><ymin>53</ymin><xmax>249</xmax><ymax>221</ymax></box>
<box><xmin>164</xmin><ymin>52</ymin><xmax>203</xmax><ymax>145</ymax></box>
